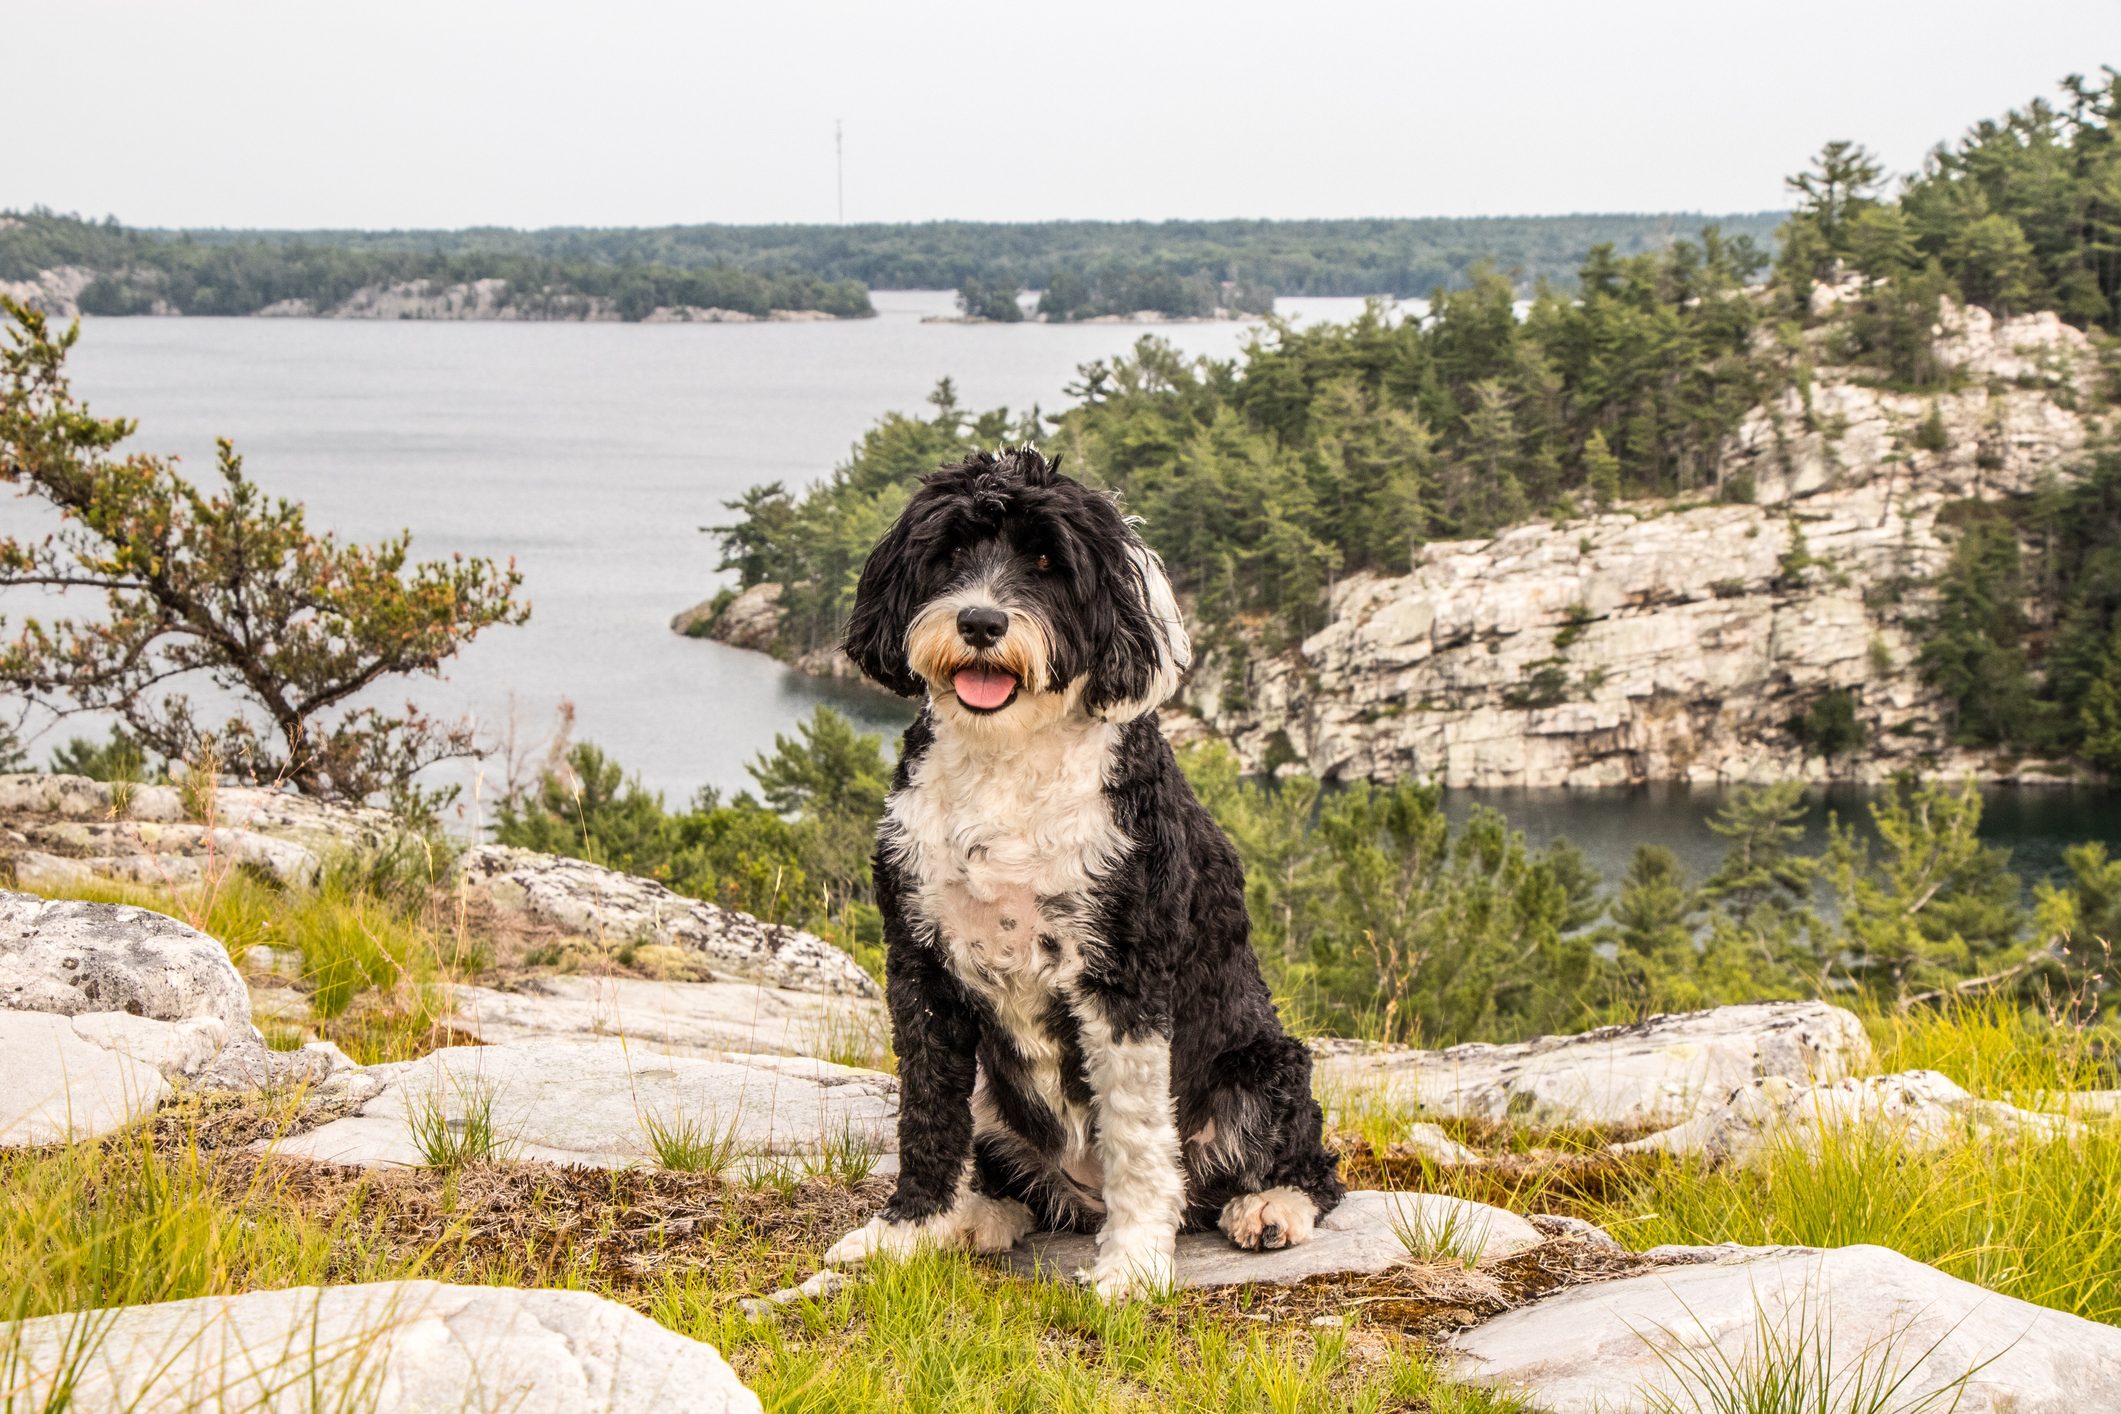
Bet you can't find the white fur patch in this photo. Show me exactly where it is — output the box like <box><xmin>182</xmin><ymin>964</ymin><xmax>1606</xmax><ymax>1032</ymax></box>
<box><xmin>1217</xmin><ymin>1186</ymin><xmax>1318</xmax><ymax>1252</ymax></box>
<box><xmin>824</xmin><ymin>1186</ymin><xmax>1035</xmax><ymax>1266</ymax></box>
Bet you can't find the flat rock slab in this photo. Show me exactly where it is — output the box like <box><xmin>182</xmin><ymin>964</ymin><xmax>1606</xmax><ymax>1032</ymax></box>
<box><xmin>1006</xmin><ymin>1191</ymin><xmax>1540</xmax><ymax>1289</ymax></box>
<box><xmin>274</xmin><ymin>1039</ymin><xmax>899</xmax><ymax>1172</ymax></box>
<box><xmin>1619</xmin><ymin>1068</ymin><xmax>2078</xmax><ymax>1161</ymax></box>
<box><xmin>459</xmin><ymin>845</ymin><xmax>879</xmax><ymax>998</ymax></box>
<box><xmin>1450</xmin><ymin>1243</ymin><xmax>2121</xmax><ymax>1413</ymax></box>
<box><xmin>450</xmin><ymin>975</ymin><xmax>886</xmax><ymax>1062</ymax></box>
<box><xmin>0</xmin><ymin>1280</ymin><xmax>760</xmax><ymax>1413</ymax></box>
<box><xmin>0</xmin><ymin>1010</ymin><xmax>171</xmax><ymax>1144</ymax></box>
<box><xmin>1312</xmin><ymin>1001</ymin><xmax>1871</xmax><ymax>1130</ymax></box>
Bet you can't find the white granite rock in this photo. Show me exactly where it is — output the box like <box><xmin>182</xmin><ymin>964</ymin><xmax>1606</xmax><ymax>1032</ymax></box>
<box><xmin>1007</xmin><ymin>1190</ymin><xmax>1540</xmax><ymax>1290</ymax></box>
<box><xmin>0</xmin><ymin>1281</ymin><xmax>761</xmax><ymax>1413</ymax></box>
<box><xmin>0</xmin><ymin>1010</ymin><xmax>170</xmax><ymax>1144</ymax></box>
<box><xmin>1618</xmin><ymin>1068</ymin><xmax>2078</xmax><ymax>1161</ymax></box>
<box><xmin>450</xmin><ymin>974</ymin><xmax>887</xmax><ymax>1062</ymax></box>
<box><xmin>1312</xmin><ymin>1002</ymin><xmax>1871</xmax><ymax>1130</ymax></box>
<box><xmin>1</xmin><ymin>891</ymin><xmax>253</xmax><ymax>1032</ymax></box>
<box><xmin>273</xmin><ymin>1039</ymin><xmax>898</xmax><ymax>1173</ymax></box>
<box><xmin>0</xmin><ymin>774</ymin><xmax>404</xmax><ymax>887</ymax></box>
<box><xmin>458</xmin><ymin>845</ymin><xmax>879</xmax><ymax>997</ymax></box>
<box><xmin>0</xmin><ymin>889</ymin><xmax>326</xmax><ymax>1094</ymax></box>
<box><xmin>1451</xmin><ymin>1243</ymin><xmax>2121</xmax><ymax>1413</ymax></box>
<box><xmin>1172</xmin><ymin>300</ymin><xmax>2103</xmax><ymax>788</ymax></box>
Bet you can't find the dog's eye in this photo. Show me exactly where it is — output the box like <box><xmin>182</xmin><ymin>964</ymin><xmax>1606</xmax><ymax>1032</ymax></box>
<box><xmin>1035</xmin><ymin>554</ymin><xmax>1053</xmax><ymax>573</ymax></box>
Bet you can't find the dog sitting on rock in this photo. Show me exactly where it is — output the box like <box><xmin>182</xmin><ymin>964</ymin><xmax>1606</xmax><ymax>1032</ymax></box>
<box><xmin>822</xmin><ymin>446</ymin><xmax>1343</xmax><ymax>1299</ymax></box>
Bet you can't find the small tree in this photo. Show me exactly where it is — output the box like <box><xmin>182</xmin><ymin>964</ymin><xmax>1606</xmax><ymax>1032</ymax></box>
<box><xmin>0</xmin><ymin>299</ymin><xmax>527</xmax><ymax>807</ymax></box>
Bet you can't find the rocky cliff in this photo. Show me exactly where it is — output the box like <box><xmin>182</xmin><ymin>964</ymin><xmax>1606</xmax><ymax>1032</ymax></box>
<box><xmin>1171</xmin><ymin>298</ymin><xmax>2111</xmax><ymax>787</ymax></box>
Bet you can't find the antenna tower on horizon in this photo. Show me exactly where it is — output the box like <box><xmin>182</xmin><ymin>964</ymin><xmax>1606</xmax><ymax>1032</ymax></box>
<box><xmin>836</xmin><ymin>119</ymin><xmax>844</xmax><ymax>223</ymax></box>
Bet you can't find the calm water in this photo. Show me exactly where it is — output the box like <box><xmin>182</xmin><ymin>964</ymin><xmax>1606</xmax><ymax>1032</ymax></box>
<box><xmin>28</xmin><ymin>294</ymin><xmax>2119</xmax><ymax>885</ymax></box>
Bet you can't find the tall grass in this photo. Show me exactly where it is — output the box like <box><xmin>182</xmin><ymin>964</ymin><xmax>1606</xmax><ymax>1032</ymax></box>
<box><xmin>21</xmin><ymin>861</ymin><xmax>470</xmax><ymax>1064</ymax></box>
<box><xmin>1587</xmin><ymin>997</ymin><xmax>2121</xmax><ymax>1325</ymax></box>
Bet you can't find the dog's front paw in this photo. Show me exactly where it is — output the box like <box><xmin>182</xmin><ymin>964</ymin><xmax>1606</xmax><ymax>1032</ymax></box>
<box><xmin>1219</xmin><ymin>1187</ymin><xmax>1319</xmax><ymax>1253</ymax></box>
<box><xmin>824</xmin><ymin>1215</ymin><xmax>924</xmax><ymax>1266</ymax></box>
<box><xmin>1089</xmin><ymin>1228</ymin><xmax>1175</xmax><ymax>1301</ymax></box>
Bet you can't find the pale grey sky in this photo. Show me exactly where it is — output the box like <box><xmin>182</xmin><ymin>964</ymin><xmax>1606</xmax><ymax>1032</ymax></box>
<box><xmin>13</xmin><ymin>0</ymin><xmax>2116</xmax><ymax>229</ymax></box>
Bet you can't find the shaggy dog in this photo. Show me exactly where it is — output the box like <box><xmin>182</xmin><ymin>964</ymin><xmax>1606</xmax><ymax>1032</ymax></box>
<box><xmin>822</xmin><ymin>446</ymin><xmax>1343</xmax><ymax>1299</ymax></box>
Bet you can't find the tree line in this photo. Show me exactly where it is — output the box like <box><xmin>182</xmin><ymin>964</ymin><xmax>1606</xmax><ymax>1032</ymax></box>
<box><xmin>0</xmin><ymin>212</ymin><xmax>873</xmax><ymax>320</ymax></box>
<box><xmin>714</xmin><ymin>68</ymin><xmax>2121</xmax><ymax>777</ymax></box>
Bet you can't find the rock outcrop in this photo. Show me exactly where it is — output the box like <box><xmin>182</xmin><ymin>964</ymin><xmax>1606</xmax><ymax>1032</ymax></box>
<box><xmin>1008</xmin><ymin>1189</ymin><xmax>1543</xmax><ymax>1290</ymax></box>
<box><xmin>1450</xmin><ymin>1243</ymin><xmax>2121</xmax><ymax>1413</ymax></box>
<box><xmin>1311</xmin><ymin>1001</ymin><xmax>1871</xmax><ymax>1131</ymax></box>
<box><xmin>1619</xmin><ymin>1067</ymin><xmax>2077</xmax><ymax>1161</ymax></box>
<box><xmin>0</xmin><ymin>891</ymin><xmax>327</xmax><ymax>1121</ymax></box>
<box><xmin>0</xmin><ymin>1282</ymin><xmax>762</xmax><ymax>1413</ymax></box>
<box><xmin>458</xmin><ymin>845</ymin><xmax>879</xmax><ymax>997</ymax></box>
<box><xmin>1181</xmin><ymin>301</ymin><xmax>2108</xmax><ymax>787</ymax></box>
<box><xmin>275</xmin><ymin>1039</ymin><xmax>899</xmax><ymax>1174</ymax></box>
<box><xmin>449</xmin><ymin>974</ymin><xmax>885</xmax><ymax>1062</ymax></box>
<box><xmin>0</xmin><ymin>773</ymin><xmax>402</xmax><ymax>889</ymax></box>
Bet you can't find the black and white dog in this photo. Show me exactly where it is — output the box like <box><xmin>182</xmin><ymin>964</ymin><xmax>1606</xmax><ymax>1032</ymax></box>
<box><xmin>823</xmin><ymin>446</ymin><xmax>1343</xmax><ymax>1299</ymax></box>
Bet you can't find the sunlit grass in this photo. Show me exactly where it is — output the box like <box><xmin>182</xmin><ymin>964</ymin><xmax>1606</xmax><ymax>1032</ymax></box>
<box><xmin>21</xmin><ymin>863</ymin><xmax>471</xmax><ymax>1064</ymax></box>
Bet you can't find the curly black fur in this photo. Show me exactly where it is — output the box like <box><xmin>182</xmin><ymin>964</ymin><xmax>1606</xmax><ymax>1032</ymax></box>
<box><xmin>847</xmin><ymin>447</ymin><xmax>1343</xmax><ymax>1247</ymax></box>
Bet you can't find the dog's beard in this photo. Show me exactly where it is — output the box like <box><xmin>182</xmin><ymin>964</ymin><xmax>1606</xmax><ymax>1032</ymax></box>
<box><xmin>905</xmin><ymin>599</ymin><xmax>1057</xmax><ymax>725</ymax></box>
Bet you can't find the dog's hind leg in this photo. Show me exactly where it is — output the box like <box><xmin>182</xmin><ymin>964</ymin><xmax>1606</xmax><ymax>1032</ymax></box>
<box><xmin>1211</xmin><ymin>1035</ymin><xmax>1345</xmax><ymax>1253</ymax></box>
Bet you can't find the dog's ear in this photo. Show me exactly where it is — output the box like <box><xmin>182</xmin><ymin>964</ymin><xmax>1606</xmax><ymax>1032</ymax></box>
<box><xmin>843</xmin><ymin>499</ymin><xmax>930</xmax><ymax>697</ymax></box>
<box><xmin>1083</xmin><ymin>537</ymin><xmax>1192</xmax><ymax>722</ymax></box>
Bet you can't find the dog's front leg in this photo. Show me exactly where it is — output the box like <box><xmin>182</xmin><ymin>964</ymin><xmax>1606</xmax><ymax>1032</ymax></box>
<box><xmin>1077</xmin><ymin>1004</ymin><xmax>1185</xmax><ymax>1300</ymax></box>
<box><xmin>826</xmin><ymin>934</ymin><xmax>1012</xmax><ymax>1265</ymax></box>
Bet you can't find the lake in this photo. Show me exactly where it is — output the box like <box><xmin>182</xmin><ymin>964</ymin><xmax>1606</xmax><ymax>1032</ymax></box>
<box><xmin>36</xmin><ymin>293</ymin><xmax>2120</xmax><ymax>889</ymax></box>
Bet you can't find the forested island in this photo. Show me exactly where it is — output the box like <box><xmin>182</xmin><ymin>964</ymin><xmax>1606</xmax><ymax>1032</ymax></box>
<box><xmin>696</xmin><ymin>70</ymin><xmax>2121</xmax><ymax>788</ymax></box>
<box><xmin>0</xmin><ymin>209</ymin><xmax>1782</xmax><ymax>323</ymax></box>
<box><xmin>0</xmin><ymin>213</ymin><xmax>876</xmax><ymax>322</ymax></box>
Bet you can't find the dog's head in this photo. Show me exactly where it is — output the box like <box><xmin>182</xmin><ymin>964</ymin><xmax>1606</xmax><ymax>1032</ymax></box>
<box><xmin>843</xmin><ymin>447</ymin><xmax>1189</xmax><ymax>733</ymax></box>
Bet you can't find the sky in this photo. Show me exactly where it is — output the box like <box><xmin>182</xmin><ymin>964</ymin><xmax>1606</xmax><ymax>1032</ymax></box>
<box><xmin>12</xmin><ymin>0</ymin><xmax>2117</xmax><ymax>230</ymax></box>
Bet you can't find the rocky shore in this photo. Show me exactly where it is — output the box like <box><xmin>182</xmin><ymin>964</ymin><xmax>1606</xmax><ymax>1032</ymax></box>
<box><xmin>0</xmin><ymin>267</ymin><xmax>857</xmax><ymax>323</ymax></box>
<box><xmin>685</xmin><ymin>295</ymin><xmax>2115</xmax><ymax>788</ymax></box>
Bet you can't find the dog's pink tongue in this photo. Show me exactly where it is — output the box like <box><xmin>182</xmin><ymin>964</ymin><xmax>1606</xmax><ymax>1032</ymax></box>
<box><xmin>953</xmin><ymin>666</ymin><xmax>1019</xmax><ymax>710</ymax></box>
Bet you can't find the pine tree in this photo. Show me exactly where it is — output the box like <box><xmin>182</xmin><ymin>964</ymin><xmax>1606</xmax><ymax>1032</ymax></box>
<box><xmin>1584</xmin><ymin>428</ymin><xmax>1622</xmax><ymax>510</ymax></box>
<box><xmin>2081</xmin><ymin>618</ymin><xmax>2121</xmax><ymax>775</ymax></box>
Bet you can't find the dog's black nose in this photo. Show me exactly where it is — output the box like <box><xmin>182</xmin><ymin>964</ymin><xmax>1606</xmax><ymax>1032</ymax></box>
<box><xmin>957</xmin><ymin>606</ymin><xmax>1008</xmax><ymax>648</ymax></box>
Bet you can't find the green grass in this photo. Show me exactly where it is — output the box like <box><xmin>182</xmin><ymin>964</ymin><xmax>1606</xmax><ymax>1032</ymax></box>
<box><xmin>0</xmin><ymin>1110</ymin><xmax>1522</xmax><ymax>1413</ymax></box>
<box><xmin>642</xmin><ymin>1109</ymin><xmax>745</xmax><ymax>1175</ymax></box>
<box><xmin>1582</xmin><ymin>997</ymin><xmax>2121</xmax><ymax>1326</ymax></box>
<box><xmin>1633</xmin><ymin>1292</ymin><xmax>1980</xmax><ymax>1414</ymax></box>
<box><xmin>21</xmin><ymin>864</ymin><xmax>470</xmax><ymax>1064</ymax></box>
<box><xmin>405</xmin><ymin>1075</ymin><xmax>513</xmax><ymax>1170</ymax></box>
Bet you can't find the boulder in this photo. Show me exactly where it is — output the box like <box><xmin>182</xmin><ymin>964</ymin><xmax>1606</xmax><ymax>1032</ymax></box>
<box><xmin>1311</xmin><ymin>1002</ymin><xmax>1870</xmax><ymax>1131</ymax></box>
<box><xmin>0</xmin><ymin>890</ymin><xmax>321</xmax><ymax>1095</ymax></box>
<box><xmin>272</xmin><ymin>1038</ymin><xmax>898</xmax><ymax>1174</ymax></box>
<box><xmin>1617</xmin><ymin>1068</ymin><xmax>2079</xmax><ymax>1161</ymax></box>
<box><xmin>2</xmin><ymin>891</ymin><xmax>253</xmax><ymax>1032</ymax></box>
<box><xmin>0</xmin><ymin>1281</ymin><xmax>760</xmax><ymax>1412</ymax></box>
<box><xmin>458</xmin><ymin>845</ymin><xmax>879</xmax><ymax>997</ymax></box>
<box><xmin>1450</xmin><ymin>1244</ymin><xmax>2121</xmax><ymax>1413</ymax></box>
<box><xmin>1007</xmin><ymin>1190</ymin><xmax>1540</xmax><ymax>1290</ymax></box>
<box><xmin>450</xmin><ymin>974</ymin><xmax>886</xmax><ymax>1063</ymax></box>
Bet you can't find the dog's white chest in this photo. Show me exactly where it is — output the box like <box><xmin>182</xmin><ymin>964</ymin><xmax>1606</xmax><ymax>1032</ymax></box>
<box><xmin>887</xmin><ymin>717</ymin><xmax>1128</xmax><ymax>987</ymax></box>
